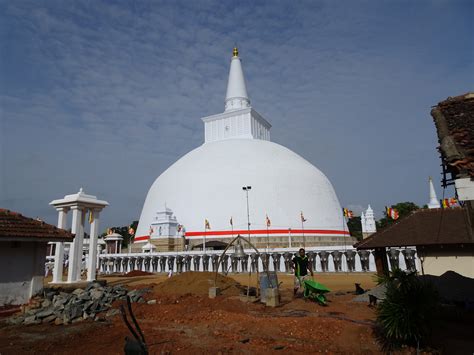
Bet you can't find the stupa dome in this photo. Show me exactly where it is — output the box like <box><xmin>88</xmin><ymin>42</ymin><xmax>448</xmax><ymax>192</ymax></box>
<box><xmin>134</xmin><ymin>48</ymin><xmax>349</xmax><ymax>248</ymax></box>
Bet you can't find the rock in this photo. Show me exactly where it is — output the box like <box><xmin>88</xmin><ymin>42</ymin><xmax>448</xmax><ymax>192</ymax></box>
<box><xmin>90</xmin><ymin>289</ymin><xmax>104</xmax><ymax>300</ymax></box>
<box><xmin>72</xmin><ymin>288</ymin><xmax>85</xmax><ymax>296</ymax></box>
<box><xmin>24</xmin><ymin>315</ymin><xmax>40</xmax><ymax>325</ymax></box>
<box><xmin>71</xmin><ymin>317</ymin><xmax>83</xmax><ymax>323</ymax></box>
<box><xmin>78</xmin><ymin>293</ymin><xmax>91</xmax><ymax>302</ymax></box>
<box><xmin>85</xmin><ymin>282</ymin><xmax>102</xmax><ymax>292</ymax></box>
<box><xmin>42</xmin><ymin>315</ymin><xmax>57</xmax><ymax>323</ymax></box>
<box><xmin>41</xmin><ymin>299</ymin><xmax>52</xmax><ymax>308</ymax></box>
<box><xmin>63</xmin><ymin>303</ymin><xmax>82</xmax><ymax>323</ymax></box>
<box><xmin>54</xmin><ymin>318</ymin><xmax>63</xmax><ymax>325</ymax></box>
<box><xmin>59</xmin><ymin>292</ymin><xmax>72</xmax><ymax>300</ymax></box>
<box><xmin>36</xmin><ymin>308</ymin><xmax>54</xmax><ymax>319</ymax></box>
<box><xmin>44</xmin><ymin>291</ymin><xmax>57</xmax><ymax>301</ymax></box>
<box><xmin>83</xmin><ymin>300</ymin><xmax>94</xmax><ymax>311</ymax></box>
<box><xmin>7</xmin><ymin>316</ymin><xmax>25</xmax><ymax>325</ymax></box>
<box><xmin>94</xmin><ymin>315</ymin><xmax>106</xmax><ymax>322</ymax></box>
<box><xmin>147</xmin><ymin>299</ymin><xmax>157</xmax><ymax>305</ymax></box>
<box><xmin>25</xmin><ymin>308</ymin><xmax>40</xmax><ymax>316</ymax></box>
<box><xmin>105</xmin><ymin>309</ymin><xmax>120</xmax><ymax>318</ymax></box>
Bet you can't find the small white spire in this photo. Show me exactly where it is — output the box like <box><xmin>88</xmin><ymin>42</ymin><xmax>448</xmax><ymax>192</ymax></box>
<box><xmin>428</xmin><ymin>177</ymin><xmax>441</xmax><ymax>209</ymax></box>
<box><xmin>224</xmin><ymin>47</ymin><xmax>250</xmax><ymax>111</ymax></box>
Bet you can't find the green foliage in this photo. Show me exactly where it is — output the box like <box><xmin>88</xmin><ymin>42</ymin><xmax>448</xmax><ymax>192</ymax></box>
<box><xmin>377</xmin><ymin>201</ymin><xmax>420</xmax><ymax>229</ymax></box>
<box><xmin>347</xmin><ymin>216</ymin><xmax>362</xmax><ymax>240</ymax></box>
<box><xmin>375</xmin><ymin>269</ymin><xmax>439</xmax><ymax>351</ymax></box>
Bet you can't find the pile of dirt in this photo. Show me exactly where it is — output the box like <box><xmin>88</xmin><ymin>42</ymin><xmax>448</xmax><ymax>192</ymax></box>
<box><xmin>420</xmin><ymin>271</ymin><xmax>474</xmax><ymax>303</ymax></box>
<box><xmin>120</xmin><ymin>270</ymin><xmax>154</xmax><ymax>277</ymax></box>
<box><xmin>153</xmin><ymin>272</ymin><xmax>242</xmax><ymax>296</ymax></box>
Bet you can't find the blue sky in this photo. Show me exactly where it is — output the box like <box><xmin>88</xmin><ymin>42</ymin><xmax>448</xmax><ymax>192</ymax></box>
<box><xmin>1</xmin><ymin>0</ymin><xmax>473</xmax><ymax>230</ymax></box>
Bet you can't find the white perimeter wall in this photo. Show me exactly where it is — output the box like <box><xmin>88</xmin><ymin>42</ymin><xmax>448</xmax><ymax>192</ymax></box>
<box><xmin>0</xmin><ymin>241</ymin><xmax>46</xmax><ymax>305</ymax></box>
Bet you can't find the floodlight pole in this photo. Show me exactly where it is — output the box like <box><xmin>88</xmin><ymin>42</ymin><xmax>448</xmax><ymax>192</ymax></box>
<box><xmin>242</xmin><ymin>186</ymin><xmax>252</xmax><ymax>245</ymax></box>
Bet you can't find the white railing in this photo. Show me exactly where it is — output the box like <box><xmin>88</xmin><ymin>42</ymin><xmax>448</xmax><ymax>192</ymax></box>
<box><xmin>92</xmin><ymin>246</ymin><xmax>419</xmax><ymax>275</ymax></box>
<box><xmin>45</xmin><ymin>246</ymin><xmax>419</xmax><ymax>276</ymax></box>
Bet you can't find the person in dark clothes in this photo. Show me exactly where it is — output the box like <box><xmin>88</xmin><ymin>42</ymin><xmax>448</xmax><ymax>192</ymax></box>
<box><xmin>292</xmin><ymin>248</ymin><xmax>313</xmax><ymax>296</ymax></box>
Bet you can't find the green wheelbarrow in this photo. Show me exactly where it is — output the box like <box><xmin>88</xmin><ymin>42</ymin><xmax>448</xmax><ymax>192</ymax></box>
<box><xmin>303</xmin><ymin>279</ymin><xmax>331</xmax><ymax>305</ymax></box>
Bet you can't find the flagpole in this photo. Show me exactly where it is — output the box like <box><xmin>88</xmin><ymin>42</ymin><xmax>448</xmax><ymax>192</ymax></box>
<box><xmin>204</xmin><ymin>222</ymin><xmax>206</xmax><ymax>253</ymax></box>
<box><xmin>288</xmin><ymin>228</ymin><xmax>292</xmax><ymax>248</ymax></box>
<box><xmin>302</xmin><ymin>219</ymin><xmax>305</xmax><ymax>249</ymax></box>
<box><xmin>266</xmin><ymin>224</ymin><xmax>269</xmax><ymax>252</ymax></box>
<box><xmin>342</xmin><ymin>211</ymin><xmax>347</xmax><ymax>272</ymax></box>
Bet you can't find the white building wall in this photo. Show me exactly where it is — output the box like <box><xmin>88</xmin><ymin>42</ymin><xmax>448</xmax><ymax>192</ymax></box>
<box><xmin>420</xmin><ymin>248</ymin><xmax>474</xmax><ymax>278</ymax></box>
<box><xmin>0</xmin><ymin>241</ymin><xmax>46</xmax><ymax>305</ymax></box>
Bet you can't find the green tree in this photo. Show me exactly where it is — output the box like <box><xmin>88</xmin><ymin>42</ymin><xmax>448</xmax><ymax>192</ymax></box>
<box><xmin>347</xmin><ymin>216</ymin><xmax>363</xmax><ymax>240</ymax></box>
<box><xmin>377</xmin><ymin>202</ymin><xmax>419</xmax><ymax>229</ymax></box>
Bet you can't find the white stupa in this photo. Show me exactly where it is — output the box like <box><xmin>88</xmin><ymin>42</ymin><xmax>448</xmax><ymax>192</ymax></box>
<box><xmin>428</xmin><ymin>177</ymin><xmax>441</xmax><ymax>209</ymax></box>
<box><xmin>134</xmin><ymin>48</ymin><xmax>350</xmax><ymax>250</ymax></box>
<box><xmin>361</xmin><ymin>205</ymin><xmax>376</xmax><ymax>238</ymax></box>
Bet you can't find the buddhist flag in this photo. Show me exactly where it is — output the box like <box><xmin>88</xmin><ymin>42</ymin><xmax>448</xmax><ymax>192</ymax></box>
<box><xmin>205</xmin><ymin>219</ymin><xmax>211</xmax><ymax>230</ymax></box>
<box><xmin>177</xmin><ymin>224</ymin><xmax>182</xmax><ymax>232</ymax></box>
<box><xmin>300</xmin><ymin>211</ymin><xmax>307</xmax><ymax>222</ymax></box>
<box><xmin>88</xmin><ymin>210</ymin><xmax>94</xmax><ymax>224</ymax></box>
<box><xmin>128</xmin><ymin>226</ymin><xmax>135</xmax><ymax>235</ymax></box>
<box><xmin>266</xmin><ymin>214</ymin><xmax>271</xmax><ymax>227</ymax></box>
<box><xmin>441</xmin><ymin>198</ymin><xmax>457</xmax><ymax>208</ymax></box>
<box><xmin>230</xmin><ymin>217</ymin><xmax>233</xmax><ymax>226</ymax></box>
<box><xmin>343</xmin><ymin>208</ymin><xmax>354</xmax><ymax>218</ymax></box>
<box><xmin>386</xmin><ymin>206</ymin><xmax>400</xmax><ymax>220</ymax></box>
<box><xmin>149</xmin><ymin>226</ymin><xmax>154</xmax><ymax>235</ymax></box>
<box><xmin>107</xmin><ymin>228</ymin><xmax>113</xmax><ymax>235</ymax></box>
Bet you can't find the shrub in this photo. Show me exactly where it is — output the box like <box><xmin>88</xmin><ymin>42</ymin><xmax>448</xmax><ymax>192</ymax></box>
<box><xmin>375</xmin><ymin>269</ymin><xmax>439</xmax><ymax>351</ymax></box>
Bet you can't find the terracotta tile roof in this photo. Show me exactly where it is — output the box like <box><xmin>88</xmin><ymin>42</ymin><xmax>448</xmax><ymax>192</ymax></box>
<box><xmin>0</xmin><ymin>209</ymin><xmax>74</xmax><ymax>242</ymax></box>
<box><xmin>355</xmin><ymin>208</ymin><xmax>473</xmax><ymax>249</ymax></box>
<box><xmin>431</xmin><ymin>93</ymin><xmax>474</xmax><ymax>179</ymax></box>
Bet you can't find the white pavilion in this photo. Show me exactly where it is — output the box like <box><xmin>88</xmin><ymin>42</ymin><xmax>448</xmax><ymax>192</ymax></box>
<box><xmin>134</xmin><ymin>48</ymin><xmax>353</xmax><ymax>251</ymax></box>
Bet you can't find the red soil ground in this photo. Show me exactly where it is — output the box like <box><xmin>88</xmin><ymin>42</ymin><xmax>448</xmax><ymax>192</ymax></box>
<box><xmin>2</xmin><ymin>272</ymin><xmax>470</xmax><ymax>354</ymax></box>
<box><xmin>0</xmin><ymin>273</ymin><xmax>381</xmax><ymax>354</ymax></box>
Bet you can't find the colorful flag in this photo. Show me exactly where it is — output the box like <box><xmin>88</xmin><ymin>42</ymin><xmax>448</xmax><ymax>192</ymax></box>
<box><xmin>107</xmin><ymin>228</ymin><xmax>113</xmax><ymax>235</ymax></box>
<box><xmin>149</xmin><ymin>226</ymin><xmax>154</xmax><ymax>235</ymax></box>
<box><xmin>266</xmin><ymin>214</ymin><xmax>271</xmax><ymax>227</ymax></box>
<box><xmin>300</xmin><ymin>211</ymin><xmax>307</xmax><ymax>222</ymax></box>
<box><xmin>230</xmin><ymin>217</ymin><xmax>233</xmax><ymax>226</ymax></box>
<box><xmin>386</xmin><ymin>206</ymin><xmax>400</xmax><ymax>220</ymax></box>
<box><xmin>441</xmin><ymin>198</ymin><xmax>457</xmax><ymax>208</ymax></box>
<box><xmin>343</xmin><ymin>208</ymin><xmax>354</xmax><ymax>218</ymax></box>
<box><xmin>88</xmin><ymin>210</ymin><xmax>94</xmax><ymax>224</ymax></box>
<box><xmin>177</xmin><ymin>224</ymin><xmax>182</xmax><ymax>232</ymax></box>
<box><xmin>128</xmin><ymin>226</ymin><xmax>135</xmax><ymax>235</ymax></box>
<box><xmin>205</xmin><ymin>219</ymin><xmax>211</xmax><ymax>230</ymax></box>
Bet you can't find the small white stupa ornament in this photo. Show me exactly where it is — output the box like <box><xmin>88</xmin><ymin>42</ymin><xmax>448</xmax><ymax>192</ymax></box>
<box><xmin>428</xmin><ymin>177</ymin><xmax>441</xmax><ymax>209</ymax></box>
<box><xmin>361</xmin><ymin>205</ymin><xmax>376</xmax><ymax>238</ymax></box>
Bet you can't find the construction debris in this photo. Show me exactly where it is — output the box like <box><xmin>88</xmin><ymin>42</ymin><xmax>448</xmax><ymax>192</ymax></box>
<box><xmin>5</xmin><ymin>282</ymin><xmax>149</xmax><ymax>326</ymax></box>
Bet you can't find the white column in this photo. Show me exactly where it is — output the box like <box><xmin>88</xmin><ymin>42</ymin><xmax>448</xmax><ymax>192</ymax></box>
<box><xmin>52</xmin><ymin>207</ymin><xmax>68</xmax><ymax>283</ymax></box>
<box><xmin>67</xmin><ymin>206</ymin><xmax>83</xmax><ymax>283</ymax></box>
<box><xmin>75</xmin><ymin>209</ymin><xmax>87</xmax><ymax>281</ymax></box>
<box><xmin>87</xmin><ymin>209</ymin><xmax>100</xmax><ymax>281</ymax></box>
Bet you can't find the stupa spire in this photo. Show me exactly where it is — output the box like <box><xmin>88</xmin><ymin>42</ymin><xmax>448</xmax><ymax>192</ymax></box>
<box><xmin>225</xmin><ymin>47</ymin><xmax>250</xmax><ymax>111</ymax></box>
<box><xmin>428</xmin><ymin>176</ymin><xmax>441</xmax><ymax>209</ymax></box>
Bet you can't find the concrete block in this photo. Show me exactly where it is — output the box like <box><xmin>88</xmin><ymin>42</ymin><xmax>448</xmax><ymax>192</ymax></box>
<box><xmin>265</xmin><ymin>288</ymin><xmax>280</xmax><ymax>307</ymax></box>
<box><xmin>208</xmin><ymin>287</ymin><xmax>221</xmax><ymax>299</ymax></box>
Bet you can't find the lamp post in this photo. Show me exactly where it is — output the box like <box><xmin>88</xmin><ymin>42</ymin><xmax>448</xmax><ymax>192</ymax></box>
<box><xmin>242</xmin><ymin>186</ymin><xmax>252</xmax><ymax>245</ymax></box>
